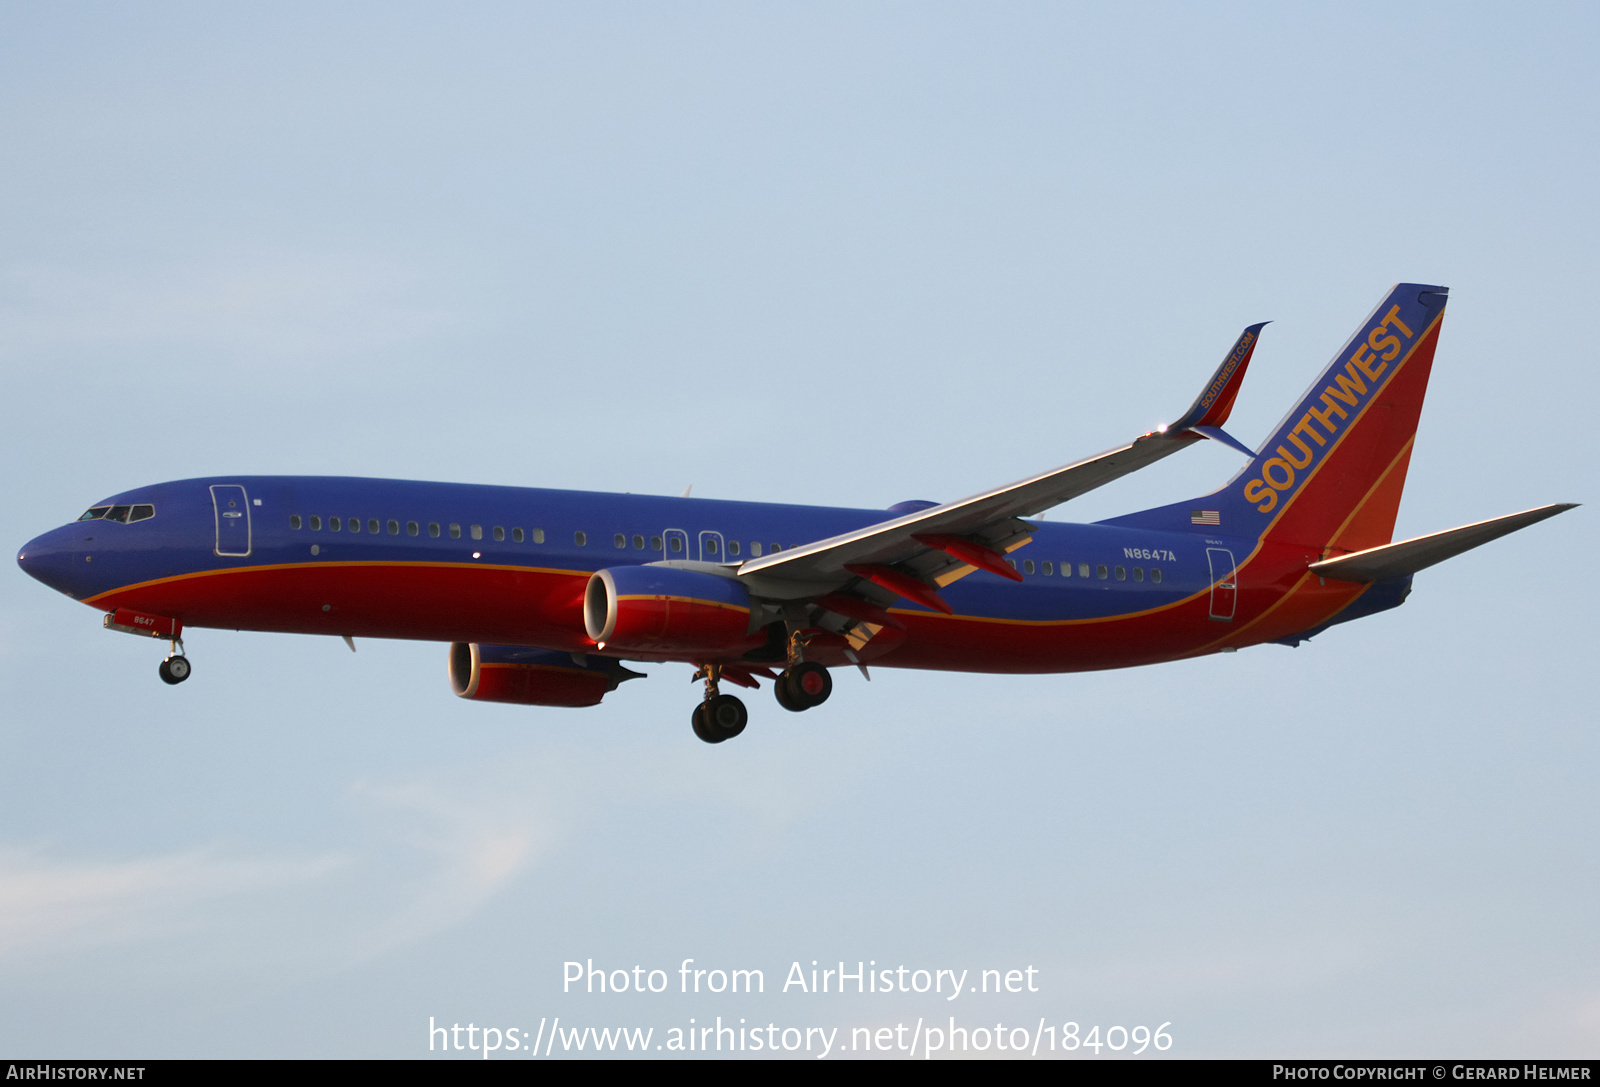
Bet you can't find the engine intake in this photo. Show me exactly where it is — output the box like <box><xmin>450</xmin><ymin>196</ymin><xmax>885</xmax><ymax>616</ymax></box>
<box><xmin>448</xmin><ymin>643</ymin><xmax>642</xmax><ymax>707</ymax></box>
<box><xmin>584</xmin><ymin>565</ymin><xmax>762</xmax><ymax>656</ymax></box>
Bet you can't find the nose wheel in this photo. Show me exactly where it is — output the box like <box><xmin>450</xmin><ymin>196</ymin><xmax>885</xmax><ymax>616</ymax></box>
<box><xmin>158</xmin><ymin>655</ymin><xmax>191</xmax><ymax>685</ymax></box>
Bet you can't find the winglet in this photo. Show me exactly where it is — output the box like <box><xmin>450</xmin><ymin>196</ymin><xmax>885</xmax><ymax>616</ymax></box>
<box><xmin>1168</xmin><ymin>321</ymin><xmax>1269</xmax><ymax>434</ymax></box>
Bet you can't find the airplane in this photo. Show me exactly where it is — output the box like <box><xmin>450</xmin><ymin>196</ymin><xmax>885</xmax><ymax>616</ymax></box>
<box><xmin>16</xmin><ymin>283</ymin><xmax>1575</xmax><ymax>744</ymax></box>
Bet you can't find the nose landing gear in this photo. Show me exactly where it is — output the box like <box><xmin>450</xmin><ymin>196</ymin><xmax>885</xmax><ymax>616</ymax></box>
<box><xmin>101</xmin><ymin>610</ymin><xmax>191</xmax><ymax>686</ymax></box>
<box><xmin>158</xmin><ymin>654</ymin><xmax>191</xmax><ymax>685</ymax></box>
<box><xmin>158</xmin><ymin>635</ymin><xmax>191</xmax><ymax>685</ymax></box>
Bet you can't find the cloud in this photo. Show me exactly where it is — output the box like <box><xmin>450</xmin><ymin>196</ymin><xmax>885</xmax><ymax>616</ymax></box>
<box><xmin>0</xmin><ymin>844</ymin><xmax>342</xmax><ymax>962</ymax></box>
<box><xmin>0</xmin><ymin>736</ymin><xmax>876</xmax><ymax>981</ymax></box>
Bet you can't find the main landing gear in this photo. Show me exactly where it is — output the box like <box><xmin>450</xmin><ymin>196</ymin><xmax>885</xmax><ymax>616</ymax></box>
<box><xmin>774</xmin><ymin>661</ymin><xmax>831</xmax><ymax>712</ymax></box>
<box><xmin>691</xmin><ymin>664</ymin><xmax>747</xmax><ymax>744</ymax></box>
<box><xmin>689</xmin><ymin>647</ymin><xmax>835</xmax><ymax>744</ymax></box>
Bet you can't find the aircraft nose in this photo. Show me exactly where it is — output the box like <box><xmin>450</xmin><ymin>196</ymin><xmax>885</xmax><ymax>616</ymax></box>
<box><xmin>17</xmin><ymin>526</ymin><xmax>88</xmax><ymax>598</ymax></box>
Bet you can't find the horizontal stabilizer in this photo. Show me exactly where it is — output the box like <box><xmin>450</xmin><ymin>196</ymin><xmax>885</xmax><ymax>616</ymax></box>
<box><xmin>1308</xmin><ymin>503</ymin><xmax>1576</xmax><ymax>583</ymax></box>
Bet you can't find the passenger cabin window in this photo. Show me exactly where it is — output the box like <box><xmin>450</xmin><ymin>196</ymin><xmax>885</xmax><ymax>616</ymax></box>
<box><xmin>1023</xmin><ymin>559</ymin><xmax>1035</xmax><ymax>575</ymax></box>
<box><xmin>493</xmin><ymin>526</ymin><xmax>505</xmax><ymax>542</ymax></box>
<box><xmin>1133</xmin><ymin>567</ymin><xmax>1144</xmax><ymax>582</ymax></box>
<box><xmin>706</xmin><ymin>539</ymin><xmax>719</xmax><ymax>555</ymax></box>
<box><xmin>367</xmin><ymin>518</ymin><xmax>379</xmax><ymax>534</ymax></box>
<box><xmin>669</xmin><ymin>536</ymin><xmax>682</xmax><ymax>552</ymax></box>
<box><xmin>1152</xmin><ymin>568</ymin><xmax>1163</xmax><ymax>584</ymax></box>
<box><xmin>729</xmin><ymin>540</ymin><xmax>740</xmax><ymax>556</ymax></box>
<box><xmin>632</xmin><ymin>534</ymin><xmax>644</xmax><ymax>549</ymax></box>
<box><xmin>614</xmin><ymin>533</ymin><xmax>626</xmax><ymax>548</ymax></box>
<box><xmin>449</xmin><ymin>524</ymin><xmax>461</xmax><ymax>539</ymax></box>
<box><xmin>429</xmin><ymin>522</ymin><xmax>441</xmax><ymax>538</ymax></box>
<box><xmin>470</xmin><ymin>525</ymin><xmax>482</xmax><ymax>540</ymax></box>
<box><xmin>770</xmin><ymin>543</ymin><xmax>781</xmax><ymax>553</ymax></box>
<box><xmin>650</xmin><ymin>535</ymin><xmax>662</xmax><ymax>550</ymax></box>
<box><xmin>1115</xmin><ymin>566</ymin><xmax>1126</xmax><ymax>580</ymax></box>
<box><xmin>513</xmin><ymin>528</ymin><xmax>525</xmax><ymax>543</ymax></box>
<box><xmin>349</xmin><ymin>518</ymin><xmax>361</xmax><ymax>534</ymax></box>
<box><xmin>751</xmin><ymin>542</ymin><xmax>763</xmax><ymax>556</ymax></box>
<box><xmin>408</xmin><ymin>521</ymin><xmax>419</xmax><ymax>536</ymax></box>
<box><xmin>533</xmin><ymin>529</ymin><xmax>545</xmax><ymax>544</ymax></box>
<box><xmin>575</xmin><ymin>531</ymin><xmax>587</xmax><ymax>546</ymax></box>
<box><xmin>290</xmin><ymin>515</ymin><xmax>303</xmax><ymax>530</ymax></box>
<box><xmin>388</xmin><ymin>520</ymin><xmax>399</xmax><ymax>535</ymax></box>
<box><xmin>1006</xmin><ymin>558</ymin><xmax>1017</xmax><ymax>570</ymax></box>
<box><xmin>331</xmin><ymin>517</ymin><xmax>342</xmax><ymax>531</ymax></box>
<box><xmin>1079</xmin><ymin>563</ymin><xmax>1090</xmax><ymax>578</ymax></box>
<box><xmin>1097</xmin><ymin>564</ymin><xmax>1108</xmax><ymax>579</ymax></box>
<box><xmin>310</xmin><ymin>515</ymin><xmax>322</xmax><ymax>530</ymax></box>
<box><xmin>1042</xmin><ymin>561</ymin><xmax>1053</xmax><ymax>575</ymax></box>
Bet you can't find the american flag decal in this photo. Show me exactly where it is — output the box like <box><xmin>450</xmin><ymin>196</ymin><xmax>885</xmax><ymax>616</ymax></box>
<box><xmin>1190</xmin><ymin>510</ymin><xmax>1220</xmax><ymax>526</ymax></box>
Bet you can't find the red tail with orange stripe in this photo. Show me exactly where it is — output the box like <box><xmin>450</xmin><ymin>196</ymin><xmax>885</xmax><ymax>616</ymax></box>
<box><xmin>1109</xmin><ymin>283</ymin><xmax>1448</xmax><ymax>558</ymax></box>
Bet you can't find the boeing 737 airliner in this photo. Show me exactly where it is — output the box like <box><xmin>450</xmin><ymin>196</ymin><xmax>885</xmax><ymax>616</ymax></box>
<box><xmin>17</xmin><ymin>284</ymin><xmax>1574</xmax><ymax>743</ymax></box>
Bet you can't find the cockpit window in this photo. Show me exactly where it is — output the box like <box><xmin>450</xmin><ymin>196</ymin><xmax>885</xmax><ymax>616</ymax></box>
<box><xmin>78</xmin><ymin>503</ymin><xmax>155</xmax><ymax>523</ymax></box>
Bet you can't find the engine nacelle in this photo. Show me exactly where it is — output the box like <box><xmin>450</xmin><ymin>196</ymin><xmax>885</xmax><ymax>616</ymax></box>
<box><xmin>584</xmin><ymin>565</ymin><xmax>763</xmax><ymax>656</ymax></box>
<box><xmin>448</xmin><ymin>643</ymin><xmax>641</xmax><ymax>707</ymax></box>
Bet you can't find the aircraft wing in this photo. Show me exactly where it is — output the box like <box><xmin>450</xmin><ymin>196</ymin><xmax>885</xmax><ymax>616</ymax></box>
<box><xmin>736</xmin><ymin>323</ymin><xmax>1268</xmax><ymax>606</ymax></box>
<box><xmin>1307</xmin><ymin>503</ymin><xmax>1577</xmax><ymax>583</ymax></box>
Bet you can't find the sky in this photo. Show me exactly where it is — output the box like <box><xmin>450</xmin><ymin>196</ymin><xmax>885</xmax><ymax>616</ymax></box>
<box><xmin>0</xmin><ymin>1</ymin><xmax>1595</xmax><ymax>1060</ymax></box>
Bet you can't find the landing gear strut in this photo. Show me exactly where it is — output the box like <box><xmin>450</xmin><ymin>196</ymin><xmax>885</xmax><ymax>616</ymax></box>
<box><xmin>690</xmin><ymin>664</ymin><xmax>747</xmax><ymax>744</ymax></box>
<box><xmin>774</xmin><ymin>628</ymin><xmax>831</xmax><ymax>712</ymax></box>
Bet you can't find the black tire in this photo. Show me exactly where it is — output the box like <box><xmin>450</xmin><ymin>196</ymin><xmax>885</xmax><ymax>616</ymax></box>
<box><xmin>774</xmin><ymin>671</ymin><xmax>807</xmax><ymax>712</ymax></box>
<box><xmin>705</xmin><ymin>694</ymin><xmax>747</xmax><ymax>739</ymax></box>
<box><xmin>790</xmin><ymin>661</ymin><xmax>831</xmax><ymax>708</ymax></box>
<box><xmin>158</xmin><ymin>656</ymin><xmax>191</xmax><ymax>685</ymax></box>
<box><xmin>692</xmin><ymin>702</ymin><xmax>723</xmax><ymax>744</ymax></box>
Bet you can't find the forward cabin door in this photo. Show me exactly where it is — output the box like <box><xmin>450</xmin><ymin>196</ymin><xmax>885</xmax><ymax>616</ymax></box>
<box><xmin>211</xmin><ymin>484</ymin><xmax>252</xmax><ymax>556</ymax></box>
<box><xmin>1206</xmin><ymin>547</ymin><xmax>1236</xmax><ymax>621</ymax></box>
<box><xmin>698</xmin><ymin>530</ymin><xmax>727</xmax><ymax>563</ymax></box>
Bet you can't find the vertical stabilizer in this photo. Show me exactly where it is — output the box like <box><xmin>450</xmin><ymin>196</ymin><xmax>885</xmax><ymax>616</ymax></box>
<box><xmin>1103</xmin><ymin>283</ymin><xmax>1448</xmax><ymax>555</ymax></box>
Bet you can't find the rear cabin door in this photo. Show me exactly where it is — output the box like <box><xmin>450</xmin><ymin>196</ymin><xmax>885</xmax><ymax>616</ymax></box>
<box><xmin>1206</xmin><ymin>547</ymin><xmax>1237</xmax><ymax>621</ymax></box>
<box><xmin>211</xmin><ymin>484</ymin><xmax>252</xmax><ymax>556</ymax></box>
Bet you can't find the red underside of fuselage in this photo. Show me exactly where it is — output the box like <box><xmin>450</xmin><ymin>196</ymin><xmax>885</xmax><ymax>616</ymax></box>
<box><xmin>88</xmin><ymin>544</ymin><xmax>1368</xmax><ymax>675</ymax></box>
